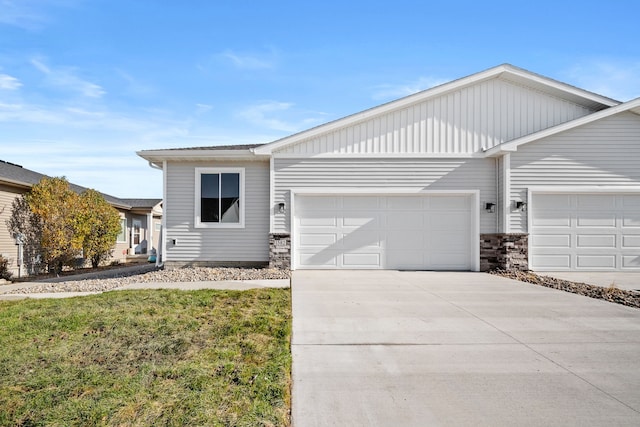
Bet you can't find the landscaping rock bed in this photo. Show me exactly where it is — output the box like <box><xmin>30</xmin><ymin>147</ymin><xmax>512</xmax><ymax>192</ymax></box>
<box><xmin>491</xmin><ymin>269</ymin><xmax>640</xmax><ymax>309</ymax></box>
<box><xmin>5</xmin><ymin>267</ymin><xmax>291</xmax><ymax>294</ymax></box>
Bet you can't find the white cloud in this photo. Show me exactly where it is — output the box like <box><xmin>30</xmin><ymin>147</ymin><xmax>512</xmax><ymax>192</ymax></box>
<box><xmin>564</xmin><ymin>60</ymin><xmax>640</xmax><ymax>102</ymax></box>
<box><xmin>371</xmin><ymin>76</ymin><xmax>450</xmax><ymax>101</ymax></box>
<box><xmin>195</xmin><ymin>103</ymin><xmax>213</xmax><ymax>114</ymax></box>
<box><xmin>30</xmin><ymin>57</ymin><xmax>106</xmax><ymax>98</ymax></box>
<box><xmin>220</xmin><ymin>49</ymin><xmax>276</xmax><ymax>70</ymax></box>
<box><xmin>237</xmin><ymin>101</ymin><xmax>327</xmax><ymax>133</ymax></box>
<box><xmin>0</xmin><ymin>73</ymin><xmax>22</xmax><ymax>90</ymax></box>
<box><xmin>0</xmin><ymin>0</ymin><xmax>80</xmax><ymax>30</ymax></box>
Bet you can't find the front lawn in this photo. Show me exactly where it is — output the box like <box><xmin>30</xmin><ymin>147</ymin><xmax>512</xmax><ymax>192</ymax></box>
<box><xmin>0</xmin><ymin>289</ymin><xmax>291</xmax><ymax>426</ymax></box>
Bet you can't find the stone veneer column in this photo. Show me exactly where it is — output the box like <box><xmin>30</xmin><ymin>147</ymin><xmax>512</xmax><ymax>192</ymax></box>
<box><xmin>480</xmin><ymin>233</ymin><xmax>528</xmax><ymax>271</ymax></box>
<box><xmin>269</xmin><ymin>233</ymin><xmax>291</xmax><ymax>269</ymax></box>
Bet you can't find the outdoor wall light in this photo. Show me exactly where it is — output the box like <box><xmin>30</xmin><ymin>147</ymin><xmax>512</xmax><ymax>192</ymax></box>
<box><xmin>514</xmin><ymin>201</ymin><xmax>527</xmax><ymax>212</ymax></box>
<box><xmin>485</xmin><ymin>202</ymin><xmax>496</xmax><ymax>213</ymax></box>
<box><xmin>278</xmin><ymin>202</ymin><xmax>286</xmax><ymax>213</ymax></box>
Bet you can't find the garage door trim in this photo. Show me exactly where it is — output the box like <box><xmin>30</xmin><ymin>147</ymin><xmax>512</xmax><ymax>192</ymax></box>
<box><xmin>290</xmin><ymin>188</ymin><xmax>480</xmax><ymax>271</ymax></box>
<box><xmin>528</xmin><ymin>186</ymin><xmax>640</xmax><ymax>271</ymax></box>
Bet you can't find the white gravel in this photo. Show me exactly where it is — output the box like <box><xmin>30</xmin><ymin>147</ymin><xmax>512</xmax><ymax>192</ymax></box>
<box><xmin>5</xmin><ymin>267</ymin><xmax>291</xmax><ymax>294</ymax></box>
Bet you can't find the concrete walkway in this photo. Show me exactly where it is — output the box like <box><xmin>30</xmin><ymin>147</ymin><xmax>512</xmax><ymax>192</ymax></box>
<box><xmin>291</xmin><ymin>270</ymin><xmax>640</xmax><ymax>427</ymax></box>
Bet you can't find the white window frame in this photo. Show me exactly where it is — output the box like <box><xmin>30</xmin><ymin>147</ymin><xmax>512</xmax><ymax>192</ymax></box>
<box><xmin>195</xmin><ymin>167</ymin><xmax>245</xmax><ymax>228</ymax></box>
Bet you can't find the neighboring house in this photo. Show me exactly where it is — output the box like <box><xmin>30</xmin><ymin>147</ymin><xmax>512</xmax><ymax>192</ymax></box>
<box><xmin>137</xmin><ymin>64</ymin><xmax>640</xmax><ymax>272</ymax></box>
<box><xmin>0</xmin><ymin>160</ymin><xmax>163</xmax><ymax>276</ymax></box>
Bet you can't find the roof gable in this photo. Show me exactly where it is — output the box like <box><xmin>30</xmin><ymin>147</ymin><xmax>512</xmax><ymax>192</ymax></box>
<box><xmin>484</xmin><ymin>97</ymin><xmax>640</xmax><ymax>156</ymax></box>
<box><xmin>254</xmin><ymin>64</ymin><xmax>618</xmax><ymax>156</ymax></box>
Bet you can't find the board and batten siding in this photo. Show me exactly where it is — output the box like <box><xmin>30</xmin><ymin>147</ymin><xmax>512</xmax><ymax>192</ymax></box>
<box><xmin>0</xmin><ymin>184</ymin><xmax>23</xmax><ymax>275</ymax></box>
<box><xmin>273</xmin><ymin>158</ymin><xmax>496</xmax><ymax>234</ymax></box>
<box><xmin>165</xmin><ymin>161</ymin><xmax>270</xmax><ymax>263</ymax></box>
<box><xmin>275</xmin><ymin>78</ymin><xmax>595</xmax><ymax>156</ymax></box>
<box><xmin>510</xmin><ymin>112</ymin><xmax>640</xmax><ymax>232</ymax></box>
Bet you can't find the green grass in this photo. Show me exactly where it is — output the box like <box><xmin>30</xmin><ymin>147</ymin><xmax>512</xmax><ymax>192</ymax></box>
<box><xmin>0</xmin><ymin>289</ymin><xmax>291</xmax><ymax>426</ymax></box>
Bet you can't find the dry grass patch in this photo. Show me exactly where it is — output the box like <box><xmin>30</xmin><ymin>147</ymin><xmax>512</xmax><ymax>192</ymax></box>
<box><xmin>0</xmin><ymin>288</ymin><xmax>291</xmax><ymax>426</ymax></box>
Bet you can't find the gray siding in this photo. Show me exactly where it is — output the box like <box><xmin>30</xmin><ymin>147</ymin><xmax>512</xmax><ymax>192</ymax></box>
<box><xmin>275</xmin><ymin>78</ymin><xmax>595</xmax><ymax>155</ymax></box>
<box><xmin>510</xmin><ymin>112</ymin><xmax>640</xmax><ymax>232</ymax></box>
<box><xmin>0</xmin><ymin>185</ymin><xmax>23</xmax><ymax>276</ymax></box>
<box><xmin>165</xmin><ymin>160</ymin><xmax>269</xmax><ymax>262</ymax></box>
<box><xmin>274</xmin><ymin>158</ymin><xmax>496</xmax><ymax>233</ymax></box>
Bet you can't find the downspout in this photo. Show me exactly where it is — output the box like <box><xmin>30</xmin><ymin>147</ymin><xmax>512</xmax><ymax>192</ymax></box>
<box><xmin>159</xmin><ymin>160</ymin><xmax>167</xmax><ymax>267</ymax></box>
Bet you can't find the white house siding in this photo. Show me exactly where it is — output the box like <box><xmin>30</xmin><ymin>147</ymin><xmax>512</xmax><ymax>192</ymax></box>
<box><xmin>510</xmin><ymin>112</ymin><xmax>640</xmax><ymax>232</ymax></box>
<box><xmin>273</xmin><ymin>157</ymin><xmax>496</xmax><ymax>234</ymax></box>
<box><xmin>165</xmin><ymin>160</ymin><xmax>270</xmax><ymax>263</ymax></box>
<box><xmin>275</xmin><ymin>78</ymin><xmax>595</xmax><ymax>156</ymax></box>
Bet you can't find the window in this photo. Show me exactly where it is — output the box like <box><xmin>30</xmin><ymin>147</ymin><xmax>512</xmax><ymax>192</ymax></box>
<box><xmin>117</xmin><ymin>218</ymin><xmax>127</xmax><ymax>242</ymax></box>
<box><xmin>195</xmin><ymin>168</ymin><xmax>244</xmax><ymax>228</ymax></box>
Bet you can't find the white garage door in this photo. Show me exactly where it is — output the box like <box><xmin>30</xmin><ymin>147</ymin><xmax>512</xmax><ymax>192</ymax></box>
<box><xmin>294</xmin><ymin>194</ymin><xmax>474</xmax><ymax>270</ymax></box>
<box><xmin>530</xmin><ymin>193</ymin><xmax>640</xmax><ymax>270</ymax></box>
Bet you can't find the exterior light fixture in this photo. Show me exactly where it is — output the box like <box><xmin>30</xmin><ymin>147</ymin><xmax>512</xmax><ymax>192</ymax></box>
<box><xmin>515</xmin><ymin>201</ymin><xmax>527</xmax><ymax>212</ymax></box>
<box><xmin>485</xmin><ymin>202</ymin><xmax>496</xmax><ymax>213</ymax></box>
<box><xmin>278</xmin><ymin>202</ymin><xmax>286</xmax><ymax>213</ymax></box>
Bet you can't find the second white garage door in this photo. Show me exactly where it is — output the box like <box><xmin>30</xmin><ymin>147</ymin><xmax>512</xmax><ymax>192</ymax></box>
<box><xmin>530</xmin><ymin>193</ymin><xmax>640</xmax><ymax>270</ymax></box>
<box><xmin>294</xmin><ymin>194</ymin><xmax>475</xmax><ymax>270</ymax></box>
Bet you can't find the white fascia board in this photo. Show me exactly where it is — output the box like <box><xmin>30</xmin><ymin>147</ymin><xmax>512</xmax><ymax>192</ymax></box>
<box><xmin>483</xmin><ymin>97</ymin><xmax>640</xmax><ymax>157</ymax></box>
<box><xmin>137</xmin><ymin>149</ymin><xmax>261</xmax><ymax>165</ymax></box>
<box><xmin>500</xmin><ymin>64</ymin><xmax>620</xmax><ymax>108</ymax></box>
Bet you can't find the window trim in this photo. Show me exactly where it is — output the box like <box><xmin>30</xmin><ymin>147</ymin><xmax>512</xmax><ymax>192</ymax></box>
<box><xmin>195</xmin><ymin>167</ymin><xmax>245</xmax><ymax>228</ymax></box>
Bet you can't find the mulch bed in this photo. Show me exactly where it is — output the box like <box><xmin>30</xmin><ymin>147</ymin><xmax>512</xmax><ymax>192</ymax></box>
<box><xmin>490</xmin><ymin>269</ymin><xmax>640</xmax><ymax>309</ymax></box>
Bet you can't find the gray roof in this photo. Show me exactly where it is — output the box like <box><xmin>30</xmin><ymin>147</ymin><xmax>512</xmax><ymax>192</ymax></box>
<box><xmin>149</xmin><ymin>143</ymin><xmax>265</xmax><ymax>151</ymax></box>
<box><xmin>0</xmin><ymin>160</ymin><xmax>140</xmax><ymax>210</ymax></box>
<box><xmin>120</xmin><ymin>198</ymin><xmax>162</xmax><ymax>209</ymax></box>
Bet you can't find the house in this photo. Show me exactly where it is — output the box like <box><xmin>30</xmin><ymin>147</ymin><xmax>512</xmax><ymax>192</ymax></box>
<box><xmin>137</xmin><ymin>64</ymin><xmax>640</xmax><ymax>272</ymax></box>
<box><xmin>0</xmin><ymin>160</ymin><xmax>162</xmax><ymax>276</ymax></box>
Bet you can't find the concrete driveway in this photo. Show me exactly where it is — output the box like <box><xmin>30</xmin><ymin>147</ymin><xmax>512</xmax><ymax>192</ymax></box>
<box><xmin>291</xmin><ymin>270</ymin><xmax>640</xmax><ymax>427</ymax></box>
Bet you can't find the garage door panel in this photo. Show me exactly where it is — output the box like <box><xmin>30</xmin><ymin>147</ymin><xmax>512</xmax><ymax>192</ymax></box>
<box><xmin>534</xmin><ymin>255</ymin><xmax>571</xmax><ymax>269</ymax></box>
<box><xmin>299</xmin><ymin>252</ymin><xmax>338</xmax><ymax>267</ymax></box>
<box><xmin>387</xmin><ymin>196</ymin><xmax>423</xmax><ymax>210</ymax></box>
<box><xmin>341</xmin><ymin>232</ymin><xmax>382</xmax><ymax>249</ymax></box>
<box><xmin>299</xmin><ymin>233</ymin><xmax>337</xmax><ymax>246</ymax></box>
<box><xmin>576</xmin><ymin>235</ymin><xmax>616</xmax><ymax>248</ymax></box>
<box><xmin>299</xmin><ymin>196</ymin><xmax>337</xmax><ymax>211</ymax></box>
<box><xmin>532</xmin><ymin>211</ymin><xmax>571</xmax><ymax>227</ymax></box>
<box><xmin>532</xmin><ymin>234</ymin><xmax>571</xmax><ymax>247</ymax></box>
<box><xmin>299</xmin><ymin>216</ymin><xmax>337</xmax><ymax>227</ymax></box>
<box><xmin>387</xmin><ymin>231</ymin><xmax>423</xmax><ymax>250</ymax></box>
<box><xmin>342</xmin><ymin>253</ymin><xmax>380</xmax><ymax>268</ymax></box>
<box><xmin>342</xmin><ymin>196</ymin><xmax>380</xmax><ymax>210</ymax></box>
<box><xmin>623</xmin><ymin>256</ymin><xmax>640</xmax><ymax>268</ymax></box>
<box><xmin>622</xmin><ymin>235</ymin><xmax>640</xmax><ymax>248</ymax></box>
<box><xmin>576</xmin><ymin>214</ymin><xmax>616</xmax><ymax>228</ymax></box>
<box><xmin>577</xmin><ymin>255</ymin><xmax>616</xmax><ymax>269</ymax></box>
<box><xmin>342</xmin><ymin>214</ymin><xmax>378</xmax><ymax>227</ymax></box>
<box><xmin>622</xmin><ymin>214</ymin><xmax>640</xmax><ymax>227</ymax></box>
<box><xmin>430</xmin><ymin>212</ymin><xmax>469</xmax><ymax>229</ymax></box>
<box><xmin>577</xmin><ymin>195</ymin><xmax>616</xmax><ymax>209</ymax></box>
<box><xmin>430</xmin><ymin>196</ymin><xmax>469</xmax><ymax>210</ymax></box>
<box><xmin>386</xmin><ymin>212</ymin><xmax>424</xmax><ymax>228</ymax></box>
<box><xmin>531</xmin><ymin>193</ymin><xmax>640</xmax><ymax>271</ymax></box>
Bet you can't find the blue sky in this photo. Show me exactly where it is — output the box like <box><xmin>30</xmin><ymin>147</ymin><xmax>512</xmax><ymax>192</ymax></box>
<box><xmin>1</xmin><ymin>0</ymin><xmax>639</xmax><ymax>198</ymax></box>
